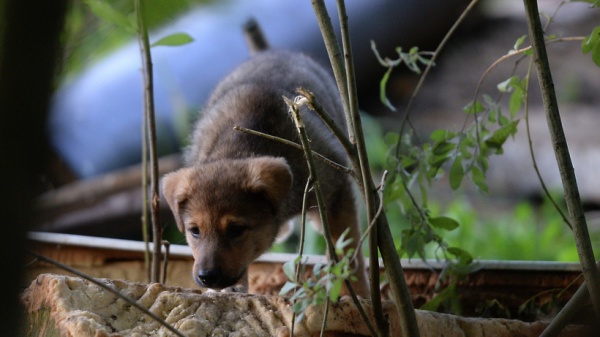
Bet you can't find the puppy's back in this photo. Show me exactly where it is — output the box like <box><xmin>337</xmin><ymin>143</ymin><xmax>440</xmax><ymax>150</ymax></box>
<box><xmin>186</xmin><ymin>50</ymin><xmax>346</xmax><ymax>167</ymax></box>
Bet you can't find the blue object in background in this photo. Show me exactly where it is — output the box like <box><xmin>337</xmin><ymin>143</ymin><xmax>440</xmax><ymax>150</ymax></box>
<box><xmin>50</xmin><ymin>0</ymin><xmax>469</xmax><ymax>178</ymax></box>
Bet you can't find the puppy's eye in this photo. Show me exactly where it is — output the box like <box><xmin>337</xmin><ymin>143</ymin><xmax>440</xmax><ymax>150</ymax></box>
<box><xmin>226</xmin><ymin>224</ymin><xmax>247</xmax><ymax>239</ymax></box>
<box><xmin>188</xmin><ymin>226</ymin><xmax>200</xmax><ymax>239</ymax></box>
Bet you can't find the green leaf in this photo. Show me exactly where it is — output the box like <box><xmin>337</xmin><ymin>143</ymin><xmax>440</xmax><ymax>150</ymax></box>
<box><xmin>151</xmin><ymin>32</ymin><xmax>195</xmax><ymax>47</ymax></box>
<box><xmin>449</xmin><ymin>156</ymin><xmax>464</xmax><ymax>190</ymax></box>
<box><xmin>497</xmin><ymin>77</ymin><xmax>513</xmax><ymax>93</ymax></box>
<box><xmin>429</xmin><ymin>216</ymin><xmax>460</xmax><ymax>231</ymax></box>
<box><xmin>384</xmin><ymin>132</ymin><xmax>400</xmax><ymax>146</ymax></box>
<box><xmin>420</xmin><ymin>284</ymin><xmax>457</xmax><ymax>311</ymax></box>
<box><xmin>471</xmin><ymin>166</ymin><xmax>489</xmax><ymax>194</ymax></box>
<box><xmin>402</xmin><ymin>230</ymin><xmax>421</xmax><ymax>258</ymax></box>
<box><xmin>582</xmin><ymin>26</ymin><xmax>600</xmax><ymax>54</ymax></box>
<box><xmin>513</xmin><ymin>35</ymin><xmax>527</xmax><ymax>51</ymax></box>
<box><xmin>593</xmin><ymin>41</ymin><xmax>600</xmax><ymax>68</ymax></box>
<box><xmin>279</xmin><ymin>281</ymin><xmax>297</xmax><ymax>296</ymax></box>
<box><xmin>335</xmin><ymin>228</ymin><xmax>353</xmax><ymax>256</ymax></box>
<box><xmin>509</xmin><ymin>89</ymin><xmax>524</xmax><ymax>117</ymax></box>
<box><xmin>431</xmin><ymin>141</ymin><xmax>455</xmax><ymax>157</ymax></box>
<box><xmin>85</xmin><ymin>0</ymin><xmax>136</xmax><ymax>33</ymax></box>
<box><xmin>430</xmin><ymin>129</ymin><xmax>455</xmax><ymax>143</ymax></box>
<box><xmin>283</xmin><ymin>258</ymin><xmax>299</xmax><ymax>281</ymax></box>
<box><xmin>379</xmin><ymin>67</ymin><xmax>396</xmax><ymax>111</ymax></box>
<box><xmin>572</xmin><ymin>0</ymin><xmax>599</xmax><ymax>7</ymax></box>
<box><xmin>329</xmin><ymin>279</ymin><xmax>343</xmax><ymax>302</ymax></box>
<box><xmin>485</xmin><ymin>120</ymin><xmax>520</xmax><ymax>151</ymax></box>
<box><xmin>447</xmin><ymin>247</ymin><xmax>473</xmax><ymax>265</ymax></box>
<box><xmin>463</xmin><ymin>100</ymin><xmax>484</xmax><ymax>114</ymax></box>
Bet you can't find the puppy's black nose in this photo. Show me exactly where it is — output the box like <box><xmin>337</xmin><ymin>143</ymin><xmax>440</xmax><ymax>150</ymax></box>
<box><xmin>197</xmin><ymin>269</ymin><xmax>222</xmax><ymax>287</ymax></box>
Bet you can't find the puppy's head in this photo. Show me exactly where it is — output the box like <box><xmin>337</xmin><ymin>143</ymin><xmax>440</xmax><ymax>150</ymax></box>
<box><xmin>162</xmin><ymin>156</ymin><xmax>292</xmax><ymax>291</ymax></box>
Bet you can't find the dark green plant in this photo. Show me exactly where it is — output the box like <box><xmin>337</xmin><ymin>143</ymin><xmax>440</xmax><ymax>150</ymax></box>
<box><xmin>280</xmin><ymin>229</ymin><xmax>357</xmax><ymax>323</ymax></box>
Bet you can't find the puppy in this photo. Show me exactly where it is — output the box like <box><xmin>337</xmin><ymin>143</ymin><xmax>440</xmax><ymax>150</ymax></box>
<box><xmin>162</xmin><ymin>50</ymin><xmax>368</xmax><ymax>297</ymax></box>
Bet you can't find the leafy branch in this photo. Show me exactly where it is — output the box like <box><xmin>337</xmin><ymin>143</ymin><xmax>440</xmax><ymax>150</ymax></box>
<box><xmin>283</xmin><ymin>95</ymin><xmax>377</xmax><ymax>337</ymax></box>
<box><xmin>311</xmin><ymin>1</ymin><xmax>418</xmax><ymax>335</ymax></box>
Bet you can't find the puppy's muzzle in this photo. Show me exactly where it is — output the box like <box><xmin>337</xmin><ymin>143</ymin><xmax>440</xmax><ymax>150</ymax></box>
<box><xmin>196</xmin><ymin>268</ymin><xmax>244</xmax><ymax>290</ymax></box>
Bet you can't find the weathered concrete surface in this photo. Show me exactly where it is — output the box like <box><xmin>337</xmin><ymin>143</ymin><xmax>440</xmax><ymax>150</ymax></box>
<box><xmin>22</xmin><ymin>274</ymin><xmax>593</xmax><ymax>337</ymax></box>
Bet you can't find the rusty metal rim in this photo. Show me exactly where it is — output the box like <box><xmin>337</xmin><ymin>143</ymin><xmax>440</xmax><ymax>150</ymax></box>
<box><xmin>28</xmin><ymin>231</ymin><xmax>582</xmax><ymax>272</ymax></box>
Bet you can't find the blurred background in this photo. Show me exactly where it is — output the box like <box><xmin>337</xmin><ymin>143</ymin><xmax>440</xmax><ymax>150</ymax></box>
<box><xmin>33</xmin><ymin>0</ymin><xmax>600</xmax><ymax>262</ymax></box>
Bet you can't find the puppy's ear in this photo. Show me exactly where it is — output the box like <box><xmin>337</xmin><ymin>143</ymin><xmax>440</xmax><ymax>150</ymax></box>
<box><xmin>245</xmin><ymin>157</ymin><xmax>293</xmax><ymax>209</ymax></box>
<box><xmin>162</xmin><ymin>168</ymin><xmax>194</xmax><ymax>232</ymax></box>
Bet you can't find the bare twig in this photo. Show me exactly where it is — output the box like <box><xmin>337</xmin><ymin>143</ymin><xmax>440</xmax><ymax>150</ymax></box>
<box><xmin>524</xmin><ymin>0</ymin><xmax>600</xmax><ymax>320</ymax></box>
<box><xmin>295</xmin><ymin>88</ymin><xmax>355</xmax><ymax>162</ymax></box>
<box><xmin>474</xmin><ymin>37</ymin><xmax>583</xmax><ymax>105</ymax></box>
<box><xmin>540</xmin><ymin>260</ymin><xmax>600</xmax><ymax>337</ymax></box>
<box><xmin>141</xmin><ymin>108</ymin><xmax>151</xmax><ymax>282</ymax></box>
<box><xmin>28</xmin><ymin>252</ymin><xmax>186</xmax><ymax>337</ymax></box>
<box><xmin>311</xmin><ymin>0</ymin><xmax>354</xmax><ymax>145</ymax></box>
<box><xmin>161</xmin><ymin>240</ymin><xmax>170</xmax><ymax>285</ymax></box>
<box><xmin>135</xmin><ymin>0</ymin><xmax>162</xmax><ymax>284</ymax></box>
<box><xmin>523</xmin><ymin>59</ymin><xmax>572</xmax><ymax>229</ymax></box>
<box><xmin>353</xmin><ymin>170</ymin><xmax>388</xmax><ymax>264</ymax></box>
<box><xmin>233</xmin><ymin>125</ymin><xmax>353</xmax><ymax>176</ymax></box>
<box><xmin>290</xmin><ymin>179</ymin><xmax>314</xmax><ymax>337</ymax></box>
<box><xmin>286</xmin><ymin>96</ymin><xmax>343</xmax><ymax>271</ymax></box>
<box><xmin>396</xmin><ymin>0</ymin><xmax>479</xmax><ymax>155</ymax></box>
<box><xmin>286</xmin><ymin>96</ymin><xmax>377</xmax><ymax>337</ymax></box>
<box><xmin>320</xmin><ymin>296</ymin><xmax>331</xmax><ymax>337</ymax></box>
<box><xmin>312</xmin><ymin>1</ymin><xmax>419</xmax><ymax>336</ymax></box>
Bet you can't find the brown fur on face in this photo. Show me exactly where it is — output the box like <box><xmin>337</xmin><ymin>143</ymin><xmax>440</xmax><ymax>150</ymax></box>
<box><xmin>162</xmin><ymin>50</ymin><xmax>369</xmax><ymax>296</ymax></box>
<box><xmin>162</xmin><ymin>157</ymin><xmax>292</xmax><ymax>290</ymax></box>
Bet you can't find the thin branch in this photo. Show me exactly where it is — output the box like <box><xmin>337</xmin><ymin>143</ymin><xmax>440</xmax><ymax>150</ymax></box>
<box><xmin>312</xmin><ymin>1</ymin><xmax>419</xmax><ymax>336</ymax></box>
<box><xmin>540</xmin><ymin>260</ymin><xmax>600</xmax><ymax>337</ymax></box>
<box><xmin>295</xmin><ymin>88</ymin><xmax>355</xmax><ymax>162</ymax></box>
<box><xmin>286</xmin><ymin>96</ymin><xmax>378</xmax><ymax>337</ymax></box>
<box><xmin>475</xmin><ymin>37</ymin><xmax>583</xmax><ymax>102</ymax></box>
<box><xmin>286</xmin><ymin>96</ymin><xmax>343</xmax><ymax>270</ymax></box>
<box><xmin>161</xmin><ymin>241</ymin><xmax>170</xmax><ymax>285</ymax></box>
<box><xmin>290</xmin><ymin>179</ymin><xmax>313</xmax><ymax>337</ymax></box>
<box><xmin>523</xmin><ymin>58</ymin><xmax>572</xmax><ymax>229</ymax></box>
<box><xmin>135</xmin><ymin>0</ymin><xmax>162</xmax><ymax>284</ymax></box>
<box><xmin>396</xmin><ymin>0</ymin><xmax>480</xmax><ymax>155</ymax></box>
<box><xmin>319</xmin><ymin>296</ymin><xmax>331</xmax><ymax>337</ymax></box>
<box><xmin>141</xmin><ymin>114</ymin><xmax>151</xmax><ymax>282</ymax></box>
<box><xmin>233</xmin><ymin>125</ymin><xmax>354</xmax><ymax>177</ymax></box>
<box><xmin>353</xmin><ymin>170</ymin><xmax>388</xmax><ymax>264</ymax></box>
<box><xmin>28</xmin><ymin>252</ymin><xmax>186</xmax><ymax>337</ymax></box>
<box><xmin>311</xmin><ymin>0</ymin><xmax>354</xmax><ymax>145</ymax></box>
<box><xmin>524</xmin><ymin>0</ymin><xmax>600</xmax><ymax>320</ymax></box>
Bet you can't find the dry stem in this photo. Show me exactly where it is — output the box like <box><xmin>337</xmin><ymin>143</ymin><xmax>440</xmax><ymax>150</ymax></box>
<box><xmin>135</xmin><ymin>0</ymin><xmax>162</xmax><ymax>284</ymax></box>
<box><xmin>523</xmin><ymin>0</ymin><xmax>600</xmax><ymax>321</ymax></box>
<box><xmin>286</xmin><ymin>96</ymin><xmax>377</xmax><ymax>337</ymax></box>
<box><xmin>312</xmin><ymin>1</ymin><xmax>419</xmax><ymax>335</ymax></box>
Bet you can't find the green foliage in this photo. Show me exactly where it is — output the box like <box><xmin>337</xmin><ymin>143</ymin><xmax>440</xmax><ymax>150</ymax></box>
<box><xmin>582</xmin><ymin>26</ymin><xmax>600</xmax><ymax>67</ymax></box>
<box><xmin>62</xmin><ymin>0</ymin><xmax>205</xmax><ymax>77</ymax></box>
<box><xmin>280</xmin><ymin>229</ymin><xmax>357</xmax><ymax>322</ymax></box>
<box><xmin>371</xmin><ymin>41</ymin><xmax>434</xmax><ymax>111</ymax></box>
<box><xmin>151</xmin><ymin>32</ymin><xmax>195</xmax><ymax>47</ymax></box>
<box><xmin>573</xmin><ymin>0</ymin><xmax>600</xmax><ymax>7</ymax></box>
<box><xmin>437</xmin><ymin>196</ymin><xmax>599</xmax><ymax>261</ymax></box>
<box><xmin>85</xmin><ymin>0</ymin><xmax>137</xmax><ymax>33</ymax></box>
